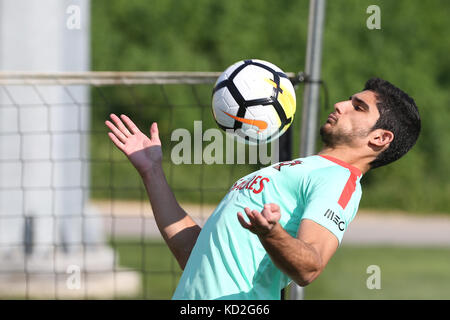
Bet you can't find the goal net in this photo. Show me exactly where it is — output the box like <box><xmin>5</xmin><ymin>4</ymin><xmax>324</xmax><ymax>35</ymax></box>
<box><xmin>0</xmin><ymin>71</ymin><xmax>298</xmax><ymax>299</ymax></box>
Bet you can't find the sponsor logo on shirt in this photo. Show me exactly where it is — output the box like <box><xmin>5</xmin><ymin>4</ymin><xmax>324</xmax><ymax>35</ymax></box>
<box><xmin>324</xmin><ymin>209</ymin><xmax>345</xmax><ymax>231</ymax></box>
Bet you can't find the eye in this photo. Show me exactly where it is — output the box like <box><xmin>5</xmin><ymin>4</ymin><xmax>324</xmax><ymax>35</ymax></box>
<box><xmin>352</xmin><ymin>103</ymin><xmax>363</xmax><ymax>111</ymax></box>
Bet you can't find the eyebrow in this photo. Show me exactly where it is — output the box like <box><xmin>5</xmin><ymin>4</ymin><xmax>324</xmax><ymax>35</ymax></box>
<box><xmin>349</xmin><ymin>95</ymin><xmax>370</xmax><ymax>111</ymax></box>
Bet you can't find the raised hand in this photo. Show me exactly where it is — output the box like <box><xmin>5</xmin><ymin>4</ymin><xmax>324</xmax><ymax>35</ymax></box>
<box><xmin>105</xmin><ymin>114</ymin><xmax>162</xmax><ymax>176</ymax></box>
<box><xmin>237</xmin><ymin>203</ymin><xmax>281</xmax><ymax>237</ymax></box>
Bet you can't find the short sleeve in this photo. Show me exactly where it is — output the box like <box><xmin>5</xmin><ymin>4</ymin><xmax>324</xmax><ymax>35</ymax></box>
<box><xmin>300</xmin><ymin>167</ymin><xmax>362</xmax><ymax>244</ymax></box>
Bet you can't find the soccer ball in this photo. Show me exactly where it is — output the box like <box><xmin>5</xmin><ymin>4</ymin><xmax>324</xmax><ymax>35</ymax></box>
<box><xmin>212</xmin><ymin>59</ymin><xmax>296</xmax><ymax>144</ymax></box>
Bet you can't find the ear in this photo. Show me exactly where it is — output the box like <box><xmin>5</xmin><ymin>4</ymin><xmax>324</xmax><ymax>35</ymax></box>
<box><xmin>369</xmin><ymin>129</ymin><xmax>394</xmax><ymax>149</ymax></box>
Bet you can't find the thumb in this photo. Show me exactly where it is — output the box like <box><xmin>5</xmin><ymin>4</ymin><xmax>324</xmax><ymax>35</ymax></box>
<box><xmin>262</xmin><ymin>203</ymin><xmax>281</xmax><ymax>223</ymax></box>
<box><xmin>267</xmin><ymin>203</ymin><xmax>280</xmax><ymax>213</ymax></box>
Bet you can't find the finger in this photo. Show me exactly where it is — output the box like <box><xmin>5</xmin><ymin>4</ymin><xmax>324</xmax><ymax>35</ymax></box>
<box><xmin>244</xmin><ymin>207</ymin><xmax>255</xmax><ymax>221</ymax></box>
<box><xmin>262</xmin><ymin>203</ymin><xmax>281</xmax><ymax>223</ymax></box>
<box><xmin>252</xmin><ymin>209</ymin><xmax>270</xmax><ymax>227</ymax></box>
<box><xmin>105</xmin><ymin>120</ymin><xmax>127</xmax><ymax>144</ymax></box>
<box><xmin>237</xmin><ymin>212</ymin><xmax>251</xmax><ymax>229</ymax></box>
<box><xmin>108</xmin><ymin>132</ymin><xmax>125</xmax><ymax>152</ymax></box>
<box><xmin>120</xmin><ymin>114</ymin><xmax>141</xmax><ymax>134</ymax></box>
<box><xmin>268</xmin><ymin>203</ymin><xmax>280</xmax><ymax>212</ymax></box>
<box><xmin>260</xmin><ymin>204</ymin><xmax>272</xmax><ymax>219</ymax></box>
<box><xmin>150</xmin><ymin>122</ymin><xmax>160</xmax><ymax>143</ymax></box>
<box><xmin>110</xmin><ymin>113</ymin><xmax>132</xmax><ymax>137</ymax></box>
<box><xmin>245</xmin><ymin>208</ymin><xmax>268</xmax><ymax>228</ymax></box>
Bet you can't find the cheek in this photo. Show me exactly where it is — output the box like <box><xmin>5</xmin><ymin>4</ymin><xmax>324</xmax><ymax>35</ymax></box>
<box><xmin>337</xmin><ymin>118</ymin><xmax>355</xmax><ymax>132</ymax></box>
<box><xmin>349</xmin><ymin>116</ymin><xmax>371</xmax><ymax>130</ymax></box>
<box><xmin>351</xmin><ymin>119</ymin><xmax>373</xmax><ymax>137</ymax></box>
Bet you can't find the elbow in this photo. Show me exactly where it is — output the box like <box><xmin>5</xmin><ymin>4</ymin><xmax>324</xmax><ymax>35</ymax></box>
<box><xmin>294</xmin><ymin>273</ymin><xmax>318</xmax><ymax>287</ymax></box>
<box><xmin>293</xmin><ymin>262</ymin><xmax>323</xmax><ymax>287</ymax></box>
<box><xmin>294</xmin><ymin>270</ymin><xmax>321</xmax><ymax>287</ymax></box>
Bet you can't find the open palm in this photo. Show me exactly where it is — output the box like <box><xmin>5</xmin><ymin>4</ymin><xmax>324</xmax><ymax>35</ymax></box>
<box><xmin>105</xmin><ymin>114</ymin><xmax>162</xmax><ymax>176</ymax></box>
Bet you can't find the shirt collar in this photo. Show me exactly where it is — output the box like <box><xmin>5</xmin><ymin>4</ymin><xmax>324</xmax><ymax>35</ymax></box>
<box><xmin>319</xmin><ymin>155</ymin><xmax>363</xmax><ymax>177</ymax></box>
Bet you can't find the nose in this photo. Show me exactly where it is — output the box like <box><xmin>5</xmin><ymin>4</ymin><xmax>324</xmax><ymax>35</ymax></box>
<box><xmin>333</xmin><ymin>101</ymin><xmax>346</xmax><ymax>115</ymax></box>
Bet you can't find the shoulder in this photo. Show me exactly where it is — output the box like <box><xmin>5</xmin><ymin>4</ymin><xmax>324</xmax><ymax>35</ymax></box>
<box><xmin>311</xmin><ymin>163</ymin><xmax>354</xmax><ymax>179</ymax></box>
<box><xmin>303</xmin><ymin>156</ymin><xmax>363</xmax><ymax>209</ymax></box>
<box><xmin>306</xmin><ymin>162</ymin><xmax>358</xmax><ymax>188</ymax></box>
<box><xmin>305</xmin><ymin>155</ymin><xmax>362</xmax><ymax>182</ymax></box>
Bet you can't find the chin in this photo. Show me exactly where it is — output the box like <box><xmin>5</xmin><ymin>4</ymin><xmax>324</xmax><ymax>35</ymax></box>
<box><xmin>320</xmin><ymin>123</ymin><xmax>333</xmax><ymax>135</ymax></box>
<box><xmin>319</xmin><ymin>125</ymin><xmax>334</xmax><ymax>147</ymax></box>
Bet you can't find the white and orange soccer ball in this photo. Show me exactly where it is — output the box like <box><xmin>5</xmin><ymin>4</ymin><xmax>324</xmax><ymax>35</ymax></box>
<box><xmin>212</xmin><ymin>59</ymin><xmax>296</xmax><ymax>144</ymax></box>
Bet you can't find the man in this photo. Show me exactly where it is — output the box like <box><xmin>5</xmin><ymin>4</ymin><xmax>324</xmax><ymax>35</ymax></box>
<box><xmin>105</xmin><ymin>78</ymin><xmax>421</xmax><ymax>299</ymax></box>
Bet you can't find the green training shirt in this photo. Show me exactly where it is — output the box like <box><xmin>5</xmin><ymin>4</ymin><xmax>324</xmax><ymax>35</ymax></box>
<box><xmin>172</xmin><ymin>155</ymin><xmax>363</xmax><ymax>300</ymax></box>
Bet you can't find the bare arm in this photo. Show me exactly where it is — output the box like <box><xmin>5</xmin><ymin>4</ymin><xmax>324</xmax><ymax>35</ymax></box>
<box><xmin>105</xmin><ymin>114</ymin><xmax>201</xmax><ymax>269</ymax></box>
<box><xmin>237</xmin><ymin>204</ymin><xmax>338</xmax><ymax>286</ymax></box>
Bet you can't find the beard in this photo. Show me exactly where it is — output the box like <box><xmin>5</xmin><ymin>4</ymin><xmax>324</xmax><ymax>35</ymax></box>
<box><xmin>320</xmin><ymin>122</ymin><xmax>370</xmax><ymax>148</ymax></box>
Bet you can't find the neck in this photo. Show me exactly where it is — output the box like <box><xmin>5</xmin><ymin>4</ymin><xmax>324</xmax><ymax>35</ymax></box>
<box><xmin>318</xmin><ymin>146</ymin><xmax>372</xmax><ymax>174</ymax></box>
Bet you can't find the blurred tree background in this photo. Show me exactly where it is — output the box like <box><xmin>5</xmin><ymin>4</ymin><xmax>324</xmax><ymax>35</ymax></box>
<box><xmin>91</xmin><ymin>0</ymin><xmax>450</xmax><ymax>214</ymax></box>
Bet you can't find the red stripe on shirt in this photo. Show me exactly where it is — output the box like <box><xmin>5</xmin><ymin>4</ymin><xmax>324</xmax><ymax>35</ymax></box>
<box><xmin>319</xmin><ymin>155</ymin><xmax>362</xmax><ymax>210</ymax></box>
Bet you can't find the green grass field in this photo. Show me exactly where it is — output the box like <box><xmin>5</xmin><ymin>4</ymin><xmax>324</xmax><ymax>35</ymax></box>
<box><xmin>111</xmin><ymin>239</ymin><xmax>450</xmax><ymax>300</ymax></box>
<box><xmin>304</xmin><ymin>245</ymin><xmax>450</xmax><ymax>300</ymax></box>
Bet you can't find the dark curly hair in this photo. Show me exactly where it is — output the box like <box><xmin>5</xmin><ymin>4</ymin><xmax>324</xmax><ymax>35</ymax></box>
<box><xmin>364</xmin><ymin>78</ymin><xmax>421</xmax><ymax>169</ymax></box>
